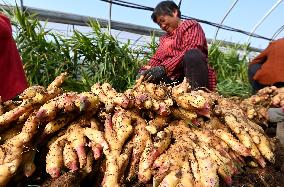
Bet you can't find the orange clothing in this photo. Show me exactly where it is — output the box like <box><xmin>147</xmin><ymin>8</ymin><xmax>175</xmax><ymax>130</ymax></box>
<box><xmin>0</xmin><ymin>14</ymin><xmax>28</xmax><ymax>101</ymax></box>
<box><xmin>249</xmin><ymin>38</ymin><xmax>284</xmax><ymax>85</ymax></box>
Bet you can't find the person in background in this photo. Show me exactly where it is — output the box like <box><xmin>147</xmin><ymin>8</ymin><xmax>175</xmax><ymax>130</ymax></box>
<box><xmin>267</xmin><ymin>107</ymin><xmax>284</xmax><ymax>145</ymax></box>
<box><xmin>248</xmin><ymin>38</ymin><xmax>284</xmax><ymax>94</ymax></box>
<box><xmin>137</xmin><ymin>0</ymin><xmax>216</xmax><ymax>91</ymax></box>
<box><xmin>0</xmin><ymin>13</ymin><xmax>28</xmax><ymax>101</ymax></box>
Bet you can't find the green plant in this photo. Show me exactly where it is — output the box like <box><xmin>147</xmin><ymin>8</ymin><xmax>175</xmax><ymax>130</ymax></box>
<box><xmin>8</xmin><ymin>7</ymin><xmax>73</xmax><ymax>88</ymax></box>
<box><xmin>65</xmin><ymin>20</ymin><xmax>145</xmax><ymax>92</ymax></box>
<box><xmin>208</xmin><ymin>42</ymin><xmax>252</xmax><ymax>97</ymax></box>
<box><xmin>6</xmin><ymin>6</ymin><xmax>145</xmax><ymax>92</ymax></box>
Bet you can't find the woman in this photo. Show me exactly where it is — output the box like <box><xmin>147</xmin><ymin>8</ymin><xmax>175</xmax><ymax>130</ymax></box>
<box><xmin>138</xmin><ymin>1</ymin><xmax>216</xmax><ymax>91</ymax></box>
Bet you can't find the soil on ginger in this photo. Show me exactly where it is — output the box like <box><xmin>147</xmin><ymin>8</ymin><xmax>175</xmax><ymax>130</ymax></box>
<box><xmin>43</xmin><ymin>143</ymin><xmax>284</xmax><ymax>187</ymax></box>
<box><xmin>20</xmin><ymin>134</ymin><xmax>284</xmax><ymax>187</ymax></box>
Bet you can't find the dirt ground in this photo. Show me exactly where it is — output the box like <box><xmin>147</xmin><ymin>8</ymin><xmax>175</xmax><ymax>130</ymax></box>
<box><xmin>229</xmin><ymin>141</ymin><xmax>284</xmax><ymax>187</ymax></box>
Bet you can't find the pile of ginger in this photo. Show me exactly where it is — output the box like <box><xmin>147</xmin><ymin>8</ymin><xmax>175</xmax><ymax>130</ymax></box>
<box><xmin>0</xmin><ymin>74</ymin><xmax>281</xmax><ymax>187</ymax></box>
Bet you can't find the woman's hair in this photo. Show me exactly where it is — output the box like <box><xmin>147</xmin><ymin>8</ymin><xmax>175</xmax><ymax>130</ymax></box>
<box><xmin>151</xmin><ymin>1</ymin><xmax>181</xmax><ymax>23</ymax></box>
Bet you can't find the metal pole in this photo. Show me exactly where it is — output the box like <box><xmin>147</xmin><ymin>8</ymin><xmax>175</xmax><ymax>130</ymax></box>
<box><xmin>20</xmin><ymin>0</ymin><xmax>24</xmax><ymax>11</ymax></box>
<box><xmin>108</xmin><ymin>0</ymin><xmax>112</xmax><ymax>35</ymax></box>
<box><xmin>178</xmin><ymin>0</ymin><xmax>182</xmax><ymax>8</ymax></box>
<box><xmin>214</xmin><ymin>0</ymin><xmax>239</xmax><ymax>41</ymax></box>
<box><xmin>0</xmin><ymin>3</ymin><xmax>265</xmax><ymax>52</ymax></box>
<box><xmin>247</xmin><ymin>0</ymin><xmax>283</xmax><ymax>43</ymax></box>
<box><xmin>271</xmin><ymin>25</ymin><xmax>284</xmax><ymax>40</ymax></box>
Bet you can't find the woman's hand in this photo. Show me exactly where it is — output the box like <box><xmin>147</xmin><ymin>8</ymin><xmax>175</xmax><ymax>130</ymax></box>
<box><xmin>142</xmin><ymin>66</ymin><xmax>166</xmax><ymax>82</ymax></box>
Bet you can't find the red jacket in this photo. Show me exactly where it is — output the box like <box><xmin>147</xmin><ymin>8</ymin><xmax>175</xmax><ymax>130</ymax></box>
<box><xmin>250</xmin><ymin>38</ymin><xmax>284</xmax><ymax>85</ymax></box>
<box><xmin>0</xmin><ymin>14</ymin><xmax>28</xmax><ymax>101</ymax></box>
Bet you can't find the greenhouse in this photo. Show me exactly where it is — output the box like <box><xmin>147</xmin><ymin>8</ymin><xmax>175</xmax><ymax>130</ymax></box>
<box><xmin>0</xmin><ymin>0</ymin><xmax>284</xmax><ymax>186</ymax></box>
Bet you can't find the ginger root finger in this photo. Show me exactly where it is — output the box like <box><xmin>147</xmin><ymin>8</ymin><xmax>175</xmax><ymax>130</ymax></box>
<box><xmin>63</xmin><ymin>142</ymin><xmax>78</xmax><ymax>171</ymax></box>
<box><xmin>84</xmin><ymin>127</ymin><xmax>109</xmax><ymax>159</ymax></box>
<box><xmin>0</xmin><ymin>100</ymin><xmax>33</xmax><ymax>127</ymax></box>
<box><xmin>47</xmin><ymin>72</ymin><xmax>68</xmax><ymax>92</ymax></box>
<box><xmin>46</xmin><ymin>138</ymin><xmax>65</xmax><ymax>178</ymax></box>
<box><xmin>68</xmin><ymin>126</ymin><xmax>87</xmax><ymax>168</ymax></box>
<box><xmin>213</xmin><ymin>129</ymin><xmax>251</xmax><ymax>157</ymax></box>
<box><xmin>22</xmin><ymin>148</ymin><xmax>36</xmax><ymax>177</ymax></box>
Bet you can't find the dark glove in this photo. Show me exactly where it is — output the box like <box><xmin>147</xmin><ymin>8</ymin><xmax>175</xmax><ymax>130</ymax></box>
<box><xmin>142</xmin><ymin>66</ymin><xmax>166</xmax><ymax>82</ymax></box>
<box><xmin>136</xmin><ymin>71</ymin><xmax>145</xmax><ymax>80</ymax></box>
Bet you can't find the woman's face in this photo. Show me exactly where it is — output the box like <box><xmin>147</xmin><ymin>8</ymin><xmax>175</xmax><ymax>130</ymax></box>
<box><xmin>156</xmin><ymin>10</ymin><xmax>181</xmax><ymax>33</ymax></box>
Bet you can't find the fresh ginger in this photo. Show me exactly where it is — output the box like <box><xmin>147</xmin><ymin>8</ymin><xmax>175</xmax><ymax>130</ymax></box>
<box><xmin>46</xmin><ymin>121</ymin><xmax>108</xmax><ymax>178</ymax></box>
